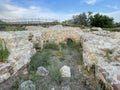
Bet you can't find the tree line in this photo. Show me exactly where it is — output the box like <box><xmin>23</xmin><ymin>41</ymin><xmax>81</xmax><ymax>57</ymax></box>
<box><xmin>63</xmin><ymin>12</ymin><xmax>120</xmax><ymax>28</ymax></box>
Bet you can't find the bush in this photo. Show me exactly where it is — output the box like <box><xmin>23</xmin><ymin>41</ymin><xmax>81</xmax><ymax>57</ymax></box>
<box><xmin>0</xmin><ymin>39</ymin><xmax>9</xmax><ymax>62</ymax></box>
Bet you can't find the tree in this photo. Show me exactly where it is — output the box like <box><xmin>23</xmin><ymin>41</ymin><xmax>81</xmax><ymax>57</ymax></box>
<box><xmin>72</xmin><ymin>12</ymin><xmax>87</xmax><ymax>26</ymax></box>
<box><xmin>63</xmin><ymin>12</ymin><xmax>92</xmax><ymax>27</ymax></box>
<box><xmin>87</xmin><ymin>11</ymin><xmax>93</xmax><ymax>27</ymax></box>
<box><xmin>63</xmin><ymin>12</ymin><xmax>114</xmax><ymax>28</ymax></box>
<box><xmin>114</xmin><ymin>22</ymin><xmax>120</xmax><ymax>27</ymax></box>
<box><xmin>90</xmin><ymin>13</ymin><xmax>114</xmax><ymax>28</ymax></box>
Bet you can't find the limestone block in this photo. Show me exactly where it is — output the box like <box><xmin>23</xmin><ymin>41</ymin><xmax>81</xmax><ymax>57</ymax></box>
<box><xmin>60</xmin><ymin>65</ymin><xmax>71</xmax><ymax>77</ymax></box>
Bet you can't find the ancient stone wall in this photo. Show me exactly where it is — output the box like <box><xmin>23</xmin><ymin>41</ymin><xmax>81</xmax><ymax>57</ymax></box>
<box><xmin>0</xmin><ymin>25</ymin><xmax>120</xmax><ymax>89</ymax></box>
<box><xmin>81</xmin><ymin>31</ymin><xmax>120</xmax><ymax>89</ymax></box>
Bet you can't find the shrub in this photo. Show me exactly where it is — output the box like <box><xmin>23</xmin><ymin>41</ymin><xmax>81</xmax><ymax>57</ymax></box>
<box><xmin>0</xmin><ymin>38</ymin><xmax>9</xmax><ymax>62</ymax></box>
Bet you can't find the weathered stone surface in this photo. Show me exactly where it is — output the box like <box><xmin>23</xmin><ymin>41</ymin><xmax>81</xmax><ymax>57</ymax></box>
<box><xmin>36</xmin><ymin>66</ymin><xmax>49</xmax><ymax>76</ymax></box>
<box><xmin>60</xmin><ymin>65</ymin><xmax>71</xmax><ymax>77</ymax></box>
<box><xmin>0</xmin><ymin>72</ymin><xmax>10</xmax><ymax>83</ymax></box>
<box><xmin>62</xmin><ymin>85</ymin><xmax>71</xmax><ymax>90</ymax></box>
<box><xmin>91</xmin><ymin>27</ymin><xmax>103</xmax><ymax>31</ymax></box>
<box><xmin>0</xmin><ymin>63</ymin><xmax>11</xmax><ymax>74</ymax></box>
<box><xmin>112</xmin><ymin>84</ymin><xmax>120</xmax><ymax>90</ymax></box>
<box><xmin>19</xmin><ymin>80</ymin><xmax>36</xmax><ymax>90</ymax></box>
<box><xmin>81</xmin><ymin>31</ymin><xmax>120</xmax><ymax>85</ymax></box>
<box><xmin>51</xmin><ymin>87</ymin><xmax>55</xmax><ymax>90</ymax></box>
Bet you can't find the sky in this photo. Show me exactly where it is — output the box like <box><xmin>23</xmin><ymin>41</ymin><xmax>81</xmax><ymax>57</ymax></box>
<box><xmin>0</xmin><ymin>0</ymin><xmax>120</xmax><ymax>22</ymax></box>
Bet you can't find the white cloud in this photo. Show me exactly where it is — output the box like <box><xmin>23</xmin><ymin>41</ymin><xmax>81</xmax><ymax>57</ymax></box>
<box><xmin>0</xmin><ymin>0</ymin><xmax>73</xmax><ymax>21</ymax></box>
<box><xmin>0</xmin><ymin>0</ymin><xmax>120</xmax><ymax>22</ymax></box>
<box><xmin>84</xmin><ymin>0</ymin><xmax>97</xmax><ymax>5</ymax></box>
<box><xmin>106</xmin><ymin>5</ymin><xmax>119</xmax><ymax>10</ymax></box>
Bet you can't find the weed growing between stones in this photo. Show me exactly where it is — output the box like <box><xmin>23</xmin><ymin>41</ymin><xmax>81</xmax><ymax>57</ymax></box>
<box><xmin>44</xmin><ymin>42</ymin><xmax>59</xmax><ymax>50</ymax></box>
<box><xmin>66</xmin><ymin>40</ymin><xmax>81</xmax><ymax>52</ymax></box>
<box><xmin>0</xmin><ymin>38</ymin><xmax>9</xmax><ymax>62</ymax></box>
<box><xmin>59</xmin><ymin>42</ymin><xmax>67</xmax><ymax>48</ymax></box>
<box><xmin>41</xmin><ymin>82</ymin><xmax>48</xmax><ymax>90</ymax></box>
<box><xmin>101</xmin><ymin>49</ymin><xmax>114</xmax><ymax>62</ymax></box>
<box><xmin>29</xmin><ymin>71</ymin><xmax>42</xmax><ymax>82</ymax></box>
<box><xmin>55</xmin><ymin>51</ymin><xmax>64</xmax><ymax>58</ymax></box>
<box><xmin>94</xmin><ymin>65</ymin><xmax>110</xmax><ymax>90</ymax></box>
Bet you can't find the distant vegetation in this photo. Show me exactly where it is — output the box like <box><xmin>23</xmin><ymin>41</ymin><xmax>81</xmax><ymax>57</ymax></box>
<box><xmin>90</xmin><ymin>13</ymin><xmax>114</xmax><ymax>28</ymax></box>
<box><xmin>63</xmin><ymin>12</ymin><xmax>114</xmax><ymax>28</ymax></box>
<box><xmin>0</xmin><ymin>12</ymin><xmax>120</xmax><ymax>31</ymax></box>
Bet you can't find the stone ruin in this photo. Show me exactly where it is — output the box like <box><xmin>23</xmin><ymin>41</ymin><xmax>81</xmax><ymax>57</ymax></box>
<box><xmin>0</xmin><ymin>25</ymin><xmax>120</xmax><ymax>90</ymax></box>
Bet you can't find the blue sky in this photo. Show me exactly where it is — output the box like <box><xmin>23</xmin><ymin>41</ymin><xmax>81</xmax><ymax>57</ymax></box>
<box><xmin>0</xmin><ymin>0</ymin><xmax>120</xmax><ymax>22</ymax></box>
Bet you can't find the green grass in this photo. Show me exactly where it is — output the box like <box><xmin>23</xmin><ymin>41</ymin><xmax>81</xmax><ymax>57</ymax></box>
<box><xmin>0</xmin><ymin>39</ymin><xmax>9</xmax><ymax>62</ymax></box>
<box><xmin>55</xmin><ymin>51</ymin><xmax>64</xmax><ymax>58</ymax></box>
<box><xmin>103</xmin><ymin>27</ymin><xmax>120</xmax><ymax>32</ymax></box>
<box><xmin>27</xmin><ymin>50</ymin><xmax>51</xmax><ymax>73</ymax></box>
<box><xmin>44</xmin><ymin>42</ymin><xmax>59</xmax><ymax>50</ymax></box>
<box><xmin>59</xmin><ymin>42</ymin><xmax>67</xmax><ymax>48</ymax></box>
<box><xmin>48</xmin><ymin>63</ymin><xmax>62</xmax><ymax>84</ymax></box>
<box><xmin>66</xmin><ymin>40</ymin><xmax>80</xmax><ymax>52</ymax></box>
<box><xmin>41</xmin><ymin>82</ymin><xmax>48</xmax><ymax>90</ymax></box>
<box><xmin>0</xmin><ymin>26</ymin><xmax>26</xmax><ymax>31</ymax></box>
<box><xmin>29</xmin><ymin>71</ymin><xmax>42</xmax><ymax>82</ymax></box>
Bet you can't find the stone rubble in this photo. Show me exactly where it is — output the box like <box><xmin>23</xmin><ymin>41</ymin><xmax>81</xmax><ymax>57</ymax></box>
<box><xmin>19</xmin><ymin>80</ymin><xmax>36</xmax><ymax>90</ymax></box>
<box><xmin>91</xmin><ymin>27</ymin><xmax>103</xmax><ymax>31</ymax></box>
<box><xmin>62</xmin><ymin>85</ymin><xmax>71</xmax><ymax>90</ymax></box>
<box><xmin>36</xmin><ymin>66</ymin><xmax>49</xmax><ymax>76</ymax></box>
